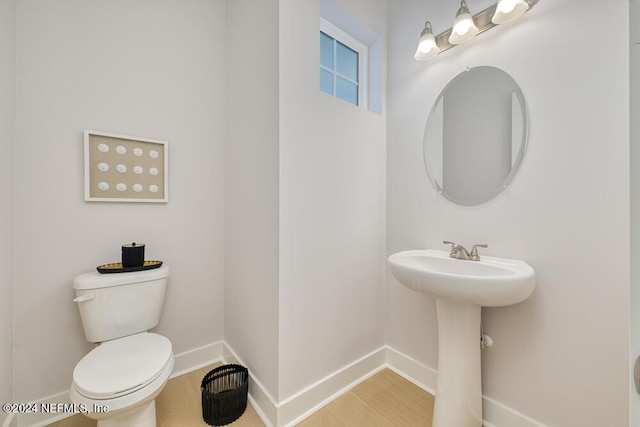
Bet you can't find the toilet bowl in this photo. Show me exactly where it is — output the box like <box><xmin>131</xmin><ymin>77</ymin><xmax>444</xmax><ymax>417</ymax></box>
<box><xmin>70</xmin><ymin>265</ymin><xmax>172</xmax><ymax>427</ymax></box>
<box><xmin>70</xmin><ymin>333</ymin><xmax>174</xmax><ymax>427</ymax></box>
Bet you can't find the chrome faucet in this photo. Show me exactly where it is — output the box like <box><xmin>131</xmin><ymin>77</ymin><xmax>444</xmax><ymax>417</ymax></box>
<box><xmin>443</xmin><ymin>241</ymin><xmax>487</xmax><ymax>261</ymax></box>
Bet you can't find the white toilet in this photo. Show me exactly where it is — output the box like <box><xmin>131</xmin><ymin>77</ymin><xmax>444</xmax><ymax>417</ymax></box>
<box><xmin>70</xmin><ymin>265</ymin><xmax>174</xmax><ymax>427</ymax></box>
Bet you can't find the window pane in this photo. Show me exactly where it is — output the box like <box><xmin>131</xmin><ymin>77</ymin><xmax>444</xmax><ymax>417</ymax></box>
<box><xmin>320</xmin><ymin>32</ymin><xmax>334</xmax><ymax>69</ymax></box>
<box><xmin>320</xmin><ymin>69</ymin><xmax>334</xmax><ymax>95</ymax></box>
<box><xmin>336</xmin><ymin>77</ymin><xmax>358</xmax><ymax>105</ymax></box>
<box><xmin>336</xmin><ymin>41</ymin><xmax>358</xmax><ymax>82</ymax></box>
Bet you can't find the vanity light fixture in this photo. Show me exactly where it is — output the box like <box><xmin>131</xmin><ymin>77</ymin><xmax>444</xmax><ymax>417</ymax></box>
<box><xmin>414</xmin><ymin>0</ymin><xmax>538</xmax><ymax>61</ymax></box>
<box><xmin>414</xmin><ymin>21</ymin><xmax>441</xmax><ymax>61</ymax></box>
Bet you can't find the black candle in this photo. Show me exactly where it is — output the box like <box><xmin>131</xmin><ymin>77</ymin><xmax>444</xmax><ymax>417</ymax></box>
<box><xmin>122</xmin><ymin>242</ymin><xmax>145</xmax><ymax>268</ymax></box>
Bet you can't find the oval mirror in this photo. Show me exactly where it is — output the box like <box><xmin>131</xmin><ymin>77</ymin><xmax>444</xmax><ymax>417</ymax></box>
<box><xmin>424</xmin><ymin>66</ymin><xmax>528</xmax><ymax>206</ymax></box>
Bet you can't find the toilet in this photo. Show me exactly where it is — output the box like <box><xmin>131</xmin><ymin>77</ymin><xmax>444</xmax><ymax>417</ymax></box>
<box><xmin>69</xmin><ymin>265</ymin><xmax>174</xmax><ymax>427</ymax></box>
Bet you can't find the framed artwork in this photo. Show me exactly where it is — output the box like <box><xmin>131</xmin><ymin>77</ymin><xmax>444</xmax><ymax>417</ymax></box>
<box><xmin>84</xmin><ymin>130</ymin><xmax>168</xmax><ymax>203</ymax></box>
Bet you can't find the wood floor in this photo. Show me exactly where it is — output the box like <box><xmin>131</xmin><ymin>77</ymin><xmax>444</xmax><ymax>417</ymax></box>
<box><xmin>298</xmin><ymin>369</ymin><xmax>434</xmax><ymax>427</ymax></box>
<box><xmin>47</xmin><ymin>365</ymin><xmax>433</xmax><ymax>427</ymax></box>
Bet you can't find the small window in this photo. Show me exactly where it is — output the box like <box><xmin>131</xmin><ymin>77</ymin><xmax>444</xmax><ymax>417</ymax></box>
<box><xmin>319</xmin><ymin>18</ymin><xmax>368</xmax><ymax>108</ymax></box>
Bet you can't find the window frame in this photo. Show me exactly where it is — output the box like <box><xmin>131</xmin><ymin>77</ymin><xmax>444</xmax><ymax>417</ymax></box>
<box><xmin>319</xmin><ymin>17</ymin><xmax>368</xmax><ymax>109</ymax></box>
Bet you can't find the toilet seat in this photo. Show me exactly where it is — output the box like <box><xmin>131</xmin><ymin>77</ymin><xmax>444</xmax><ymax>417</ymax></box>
<box><xmin>73</xmin><ymin>332</ymin><xmax>172</xmax><ymax>399</ymax></box>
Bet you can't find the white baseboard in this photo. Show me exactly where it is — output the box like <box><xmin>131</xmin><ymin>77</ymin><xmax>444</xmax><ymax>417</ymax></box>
<box><xmin>170</xmin><ymin>340</ymin><xmax>224</xmax><ymax>379</ymax></box>
<box><xmin>12</xmin><ymin>390</ymin><xmax>74</xmax><ymax>427</ymax></box>
<box><xmin>221</xmin><ymin>343</ymin><xmax>278</xmax><ymax>427</ymax></box>
<box><xmin>15</xmin><ymin>340</ymin><xmax>225</xmax><ymax>427</ymax></box>
<box><xmin>482</xmin><ymin>395</ymin><xmax>546</xmax><ymax>427</ymax></box>
<box><xmin>278</xmin><ymin>346</ymin><xmax>387</xmax><ymax>427</ymax></box>
<box><xmin>383</xmin><ymin>346</ymin><xmax>546</xmax><ymax>427</ymax></box>
<box><xmin>221</xmin><ymin>343</ymin><xmax>387</xmax><ymax>427</ymax></box>
<box><xmin>384</xmin><ymin>346</ymin><xmax>438</xmax><ymax>395</ymax></box>
<box><xmin>224</xmin><ymin>342</ymin><xmax>545</xmax><ymax>427</ymax></box>
<box><xmin>13</xmin><ymin>341</ymin><xmax>545</xmax><ymax>427</ymax></box>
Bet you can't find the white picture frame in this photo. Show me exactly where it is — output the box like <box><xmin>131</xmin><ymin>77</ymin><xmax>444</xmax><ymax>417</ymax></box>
<box><xmin>84</xmin><ymin>130</ymin><xmax>169</xmax><ymax>203</ymax></box>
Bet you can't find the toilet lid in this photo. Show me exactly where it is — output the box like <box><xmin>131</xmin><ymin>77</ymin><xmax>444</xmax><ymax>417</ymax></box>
<box><xmin>73</xmin><ymin>332</ymin><xmax>172</xmax><ymax>399</ymax></box>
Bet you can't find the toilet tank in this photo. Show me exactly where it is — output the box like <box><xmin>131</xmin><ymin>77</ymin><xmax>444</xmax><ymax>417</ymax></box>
<box><xmin>73</xmin><ymin>265</ymin><xmax>169</xmax><ymax>343</ymax></box>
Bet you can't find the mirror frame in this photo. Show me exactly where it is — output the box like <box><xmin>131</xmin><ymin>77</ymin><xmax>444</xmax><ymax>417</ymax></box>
<box><xmin>423</xmin><ymin>66</ymin><xmax>529</xmax><ymax>206</ymax></box>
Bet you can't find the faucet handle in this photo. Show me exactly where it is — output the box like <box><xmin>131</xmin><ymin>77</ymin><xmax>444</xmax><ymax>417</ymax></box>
<box><xmin>443</xmin><ymin>240</ymin><xmax>456</xmax><ymax>254</ymax></box>
<box><xmin>443</xmin><ymin>241</ymin><xmax>463</xmax><ymax>258</ymax></box>
<box><xmin>470</xmin><ymin>244</ymin><xmax>488</xmax><ymax>261</ymax></box>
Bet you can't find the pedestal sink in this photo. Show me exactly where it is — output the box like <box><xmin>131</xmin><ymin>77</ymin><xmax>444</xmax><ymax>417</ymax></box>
<box><xmin>387</xmin><ymin>249</ymin><xmax>535</xmax><ymax>427</ymax></box>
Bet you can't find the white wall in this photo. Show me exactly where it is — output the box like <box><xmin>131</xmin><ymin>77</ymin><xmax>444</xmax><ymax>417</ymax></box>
<box><xmin>225</xmin><ymin>0</ymin><xmax>281</xmax><ymax>400</ymax></box>
<box><xmin>13</xmin><ymin>0</ymin><xmax>226</xmax><ymax>402</ymax></box>
<box><xmin>225</xmin><ymin>0</ymin><xmax>388</xmax><ymax>406</ymax></box>
<box><xmin>388</xmin><ymin>0</ymin><xmax>629</xmax><ymax>425</ymax></box>
<box><xmin>0</xmin><ymin>0</ymin><xmax>15</xmax><ymax>423</ymax></box>
<box><xmin>278</xmin><ymin>0</ymin><xmax>388</xmax><ymax>401</ymax></box>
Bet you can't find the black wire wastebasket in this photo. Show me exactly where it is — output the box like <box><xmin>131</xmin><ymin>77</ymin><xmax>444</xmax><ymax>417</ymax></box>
<box><xmin>201</xmin><ymin>364</ymin><xmax>249</xmax><ymax>426</ymax></box>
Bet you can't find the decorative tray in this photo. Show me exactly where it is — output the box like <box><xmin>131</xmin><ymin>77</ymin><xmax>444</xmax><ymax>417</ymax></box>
<box><xmin>97</xmin><ymin>260</ymin><xmax>163</xmax><ymax>274</ymax></box>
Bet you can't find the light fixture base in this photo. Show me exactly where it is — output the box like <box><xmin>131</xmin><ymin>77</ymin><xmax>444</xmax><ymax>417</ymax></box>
<box><xmin>434</xmin><ymin>0</ymin><xmax>538</xmax><ymax>56</ymax></box>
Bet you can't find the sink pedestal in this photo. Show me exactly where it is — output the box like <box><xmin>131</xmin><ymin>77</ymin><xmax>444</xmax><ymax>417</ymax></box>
<box><xmin>387</xmin><ymin>249</ymin><xmax>536</xmax><ymax>426</ymax></box>
<box><xmin>433</xmin><ymin>299</ymin><xmax>482</xmax><ymax>427</ymax></box>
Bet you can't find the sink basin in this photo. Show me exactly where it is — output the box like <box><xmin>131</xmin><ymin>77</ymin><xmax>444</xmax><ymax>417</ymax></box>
<box><xmin>387</xmin><ymin>249</ymin><xmax>535</xmax><ymax>307</ymax></box>
<box><xmin>388</xmin><ymin>248</ymin><xmax>536</xmax><ymax>427</ymax></box>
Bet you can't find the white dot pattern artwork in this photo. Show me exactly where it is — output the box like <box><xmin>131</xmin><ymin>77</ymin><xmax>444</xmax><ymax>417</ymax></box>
<box><xmin>87</xmin><ymin>132</ymin><xmax>166</xmax><ymax>201</ymax></box>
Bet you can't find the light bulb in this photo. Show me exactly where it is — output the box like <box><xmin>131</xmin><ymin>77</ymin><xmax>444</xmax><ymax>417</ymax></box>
<box><xmin>454</xmin><ymin>20</ymin><xmax>472</xmax><ymax>35</ymax></box>
<box><xmin>449</xmin><ymin>2</ymin><xmax>478</xmax><ymax>45</ymax></box>
<box><xmin>497</xmin><ymin>0</ymin><xmax>517</xmax><ymax>14</ymax></box>
<box><xmin>418</xmin><ymin>42</ymin><xmax>433</xmax><ymax>54</ymax></box>
<box><xmin>414</xmin><ymin>21</ymin><xmax>440</xmax><ymax>61</ymax></box>
<box><xmin>492</xmin><ymin>0</ymin><xmax>529</xmax><ymax>24</ymax></box>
